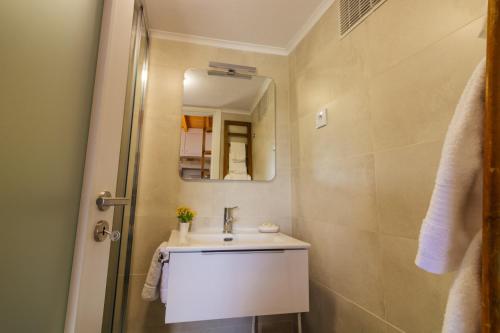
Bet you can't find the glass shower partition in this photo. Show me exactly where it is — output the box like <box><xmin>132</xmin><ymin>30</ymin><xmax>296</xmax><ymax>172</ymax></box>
<box><xmin>101</xmin><ymin>5</ymin><xmax>149</xmax><ymax>333</ymax></box>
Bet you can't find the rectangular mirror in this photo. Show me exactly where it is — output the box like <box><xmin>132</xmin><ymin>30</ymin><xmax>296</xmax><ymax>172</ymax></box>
<box><xmin>179</xmin><ymin>68</ymin><xmax>276</xmax><ymax>181</ymax></box>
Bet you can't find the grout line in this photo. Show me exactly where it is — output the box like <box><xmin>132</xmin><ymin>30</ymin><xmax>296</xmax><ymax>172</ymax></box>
<box><xmin>312</xmin><ymin>279</ymin><xmax>406</xmax><ymax>333</ymax></box>
<box><xmin>369</xmin><ymin>14</ymin><xmax>486</xmax><ymax>80</ymax></box>
<box><xmin>372</xmin><ymin>139</ymin><xmax>443</xmax><ymax>155</ymax></box>
<box><xmin>378</xmin><ymin>231</ymin><xmax>419</xmax><ymax>242</ymax></box>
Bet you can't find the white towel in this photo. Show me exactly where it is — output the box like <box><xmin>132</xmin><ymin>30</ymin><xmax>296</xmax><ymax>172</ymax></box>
<box><xmin>229</xmin><ymin>142</ymin><xmax>247</xmax><ymax>162</ymax></box>
<box><xmin>160</xmin><ymin>259</ymin><xmax>170</xmax><ymax>304</ymax></box>
<box><xmin>141</xmin><ymin>242</ymin><xmax>169</xmax><ymax>301</ymax></box>
<box><xmin>415</xmin><ymin>58</ymin><xmax>485</xmax><ymax>274</ymax></box>
<box><xmin>224</xmin><ymin>173</ymin><xmax>252</xmax><ymax>181</ymax></box>
<box><xmin>227</xmin><ymin>141</ymin><xmax>249</xmax><ymax>178</ymax></box>
<box><xmin>415</xmin><ymin>59</ymin><xmax>485</xmax><ymax>333</ymax></box>
<box><xmin>442</xmin><ymin>231</ymin><xmax>482</xmax><ymax>333</ymax></box>
<box><xmin>229</xmin><ymin>161</ymin><xmax>247</xmax><ymax>174</ymax></box>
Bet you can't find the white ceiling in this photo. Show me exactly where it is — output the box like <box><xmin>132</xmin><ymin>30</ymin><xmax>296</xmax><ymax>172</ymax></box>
<box><xmin>183</xmin><ymin>69</ymin><xmax>271</xmax><ymax>112</ymax></box>
<box><xmin>145</xmin><ymin>0</ymin><xmax>334</xmax><ymax>55</ymax></box>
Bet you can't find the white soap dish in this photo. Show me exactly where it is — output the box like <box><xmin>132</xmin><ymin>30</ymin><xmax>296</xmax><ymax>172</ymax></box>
<box><xmin>258</xmin><ymin>223</ymin><xmax>280</xmax><ymax>233</ymax></box>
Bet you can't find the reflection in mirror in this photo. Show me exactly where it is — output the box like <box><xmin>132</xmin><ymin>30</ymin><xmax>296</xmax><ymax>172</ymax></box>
<box><xmin>179</xmin><ymin>68</ymin><xmax>276</xmax><ymax>181</ymax></box>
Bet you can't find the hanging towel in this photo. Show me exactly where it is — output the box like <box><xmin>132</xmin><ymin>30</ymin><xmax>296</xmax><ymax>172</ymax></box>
<box><xmin>226</xmin><ymin>141</ymin><xmax>250</xmax><ymax>179</ymax></box>
<box><xmin>224</xmin><ymin>173</ymin><xmax>252</xmax><ymax>181</ymax></box>
<box><xmin>415</xmin><ymin>59</ymin><xmax>486</xmax><ymax>333</ymax></box>
<box><xmin>141</xmin><ymin>242</ymin><xmax>169</xmax><ymax>301</ymax></box>
<box><xmin>229</xmin><ymin>142</ymin><xmax>247</xmax><ymax>162</ymax></box>
<box><xmin>160</xmin><ymin>258</ymin><xmax>170</xmax><ymax>304</ymax></box>
<box><xmin>442</xmin><ymin>231</ymin><xmax>482</xmax><ymax>333</ymax></box>
<box><xmin>415</xmin><ymin>58</ymin><xmax>486</xmax><ymax>274</ymax></box>
<box><xmin>229</xmin><ymin>161</ymin><xmax>248</xmax><ymax>174</ymax></box>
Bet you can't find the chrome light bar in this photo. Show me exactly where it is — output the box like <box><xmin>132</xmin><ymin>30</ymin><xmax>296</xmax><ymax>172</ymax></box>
<box><xmin>209</xmin><ymin>61</ymin><xmax>257</xmax><ymax>74</ymax></box>
<box><xmin>207</xmin><ymin>69</ymin><xmax>252</xmax><ymax>79</ymax></box>
<box><xmin>208</xmin><ymin>62</ymin><xmax>256</xmax><ymax>79</ymax></box>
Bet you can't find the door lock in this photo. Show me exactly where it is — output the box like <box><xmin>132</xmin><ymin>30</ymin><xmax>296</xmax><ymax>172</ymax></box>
<box><xmin>94</xmin><ymin>220</ymin><xmax>121</xmax><ymax>242</ymax></box>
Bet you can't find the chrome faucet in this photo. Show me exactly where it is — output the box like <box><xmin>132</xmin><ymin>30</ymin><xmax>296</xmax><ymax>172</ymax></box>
<box><xmin>223</xmin><ymin>206</ymin><xmax>238</xmax><ymax>234</ymax></box>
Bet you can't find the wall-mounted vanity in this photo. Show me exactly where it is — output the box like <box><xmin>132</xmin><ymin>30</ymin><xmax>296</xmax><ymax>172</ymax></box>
<box><xmin>162</xmin><ymin>230</ymin><xmax>310</xmax><ymax>324</ymax></box>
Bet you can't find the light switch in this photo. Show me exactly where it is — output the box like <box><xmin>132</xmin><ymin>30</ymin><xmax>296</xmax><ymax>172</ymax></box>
<box><xmin>316</xmin><ymin>108</ymin><xmax>328</xmax><ymax>129</ymax></box>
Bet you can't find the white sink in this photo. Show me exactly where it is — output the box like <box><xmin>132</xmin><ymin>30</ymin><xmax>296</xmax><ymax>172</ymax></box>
<box><xmin>166</xmin><ymin>230</ymin><xmax>310</xmax><ymax>252</ymax></box>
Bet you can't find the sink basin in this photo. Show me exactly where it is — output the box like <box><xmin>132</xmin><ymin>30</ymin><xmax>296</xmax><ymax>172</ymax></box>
<box><xmin>166</xmin><ymin>230</ymin><xmax>310</xmax><ymax>252</ymax></box>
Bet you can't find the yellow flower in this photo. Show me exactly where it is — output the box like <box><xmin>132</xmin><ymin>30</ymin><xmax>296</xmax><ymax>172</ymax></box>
<box><xmin>176</xmin><ymin>206</ymin><xmax>196</xmax><ymax>223</ymax></box>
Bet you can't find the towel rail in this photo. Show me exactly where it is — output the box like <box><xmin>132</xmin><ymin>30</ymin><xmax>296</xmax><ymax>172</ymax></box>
<box><xmin>482</xmin><ymin>0</ymin><xmax>500</xmax><ymax>332</ymax></box>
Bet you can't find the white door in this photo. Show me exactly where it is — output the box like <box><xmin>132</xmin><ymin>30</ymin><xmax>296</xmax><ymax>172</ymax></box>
<box><xmin>64</xmin><ymin>1</ymin><xmax>139</xmax><ymax>332</ymax></box>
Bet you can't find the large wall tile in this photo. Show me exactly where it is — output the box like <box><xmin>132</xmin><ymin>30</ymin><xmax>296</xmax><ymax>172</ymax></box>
<box><xmin>145</xmin><ymin>65</ymin><xmax>184</xmax><ymax>118</ymax></box>
<box><xmin>365</xmin><ymin>0</ymin><xmax>484</xmax><ymax>76</ymax></box>
<box><xmin>374</xmin><ymin>141</ymin><xmax>442</xmax><ymax>239</ymax></box>
<box><xmin>294</xmin><ymin>65</ymin><xmax>336</xmax><ymax>119</ymax></box>
<box><xmin>293</xmin><ymin>154</ymin><xmax>377</xmax><ymax>232</ymax></box>
<box><xmin>381</xmin><ymin>236</ymin><xmax>454</xmax><ymax>333</ymax></box>
<box><xmin>293</xmin><ymin>2</ymin><xmax>338</xmax><ymax>73</ymax></box>
<box><xmin>369</xmin><ymin>18</ymin><xmax>486</xmax><ymax>151</ymax></box>
<box><xmin>303</xmin><ymin>281</ymin><xmax>403</xmax><ymax>333</ymax></box>
<box><xmin>326</xmin><ymin>225</ymin><xmax>385</xmax><ymax>316</ymax></box>
<box><xmin>293</xmin><ymin>86</ymin><xmax>372</xmax><ymax>171</ymax></box>
<box><xmin>302</xmin><ymin>281</ymin><xmax>336</xmax><ymax>333</ymax></box>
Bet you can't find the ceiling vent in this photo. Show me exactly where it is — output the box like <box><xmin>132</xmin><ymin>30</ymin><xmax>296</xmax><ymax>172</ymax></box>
<box><xmin>339</xmin><ymin>0</ymin><xmax>387</xmax><ymax>37</ymax></box>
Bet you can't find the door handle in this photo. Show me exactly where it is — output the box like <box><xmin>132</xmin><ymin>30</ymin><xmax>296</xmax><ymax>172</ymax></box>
<box><xmin>96</xmin><ymin>191</ymin><xmax>130</xmax><ymax>211</ymax></box>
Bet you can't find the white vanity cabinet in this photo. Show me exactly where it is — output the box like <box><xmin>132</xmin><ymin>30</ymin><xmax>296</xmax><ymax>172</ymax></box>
<box><xmin>163</xmin><ymin>231</ymin><xmax>310</xmax><ymax>324</ymax></box>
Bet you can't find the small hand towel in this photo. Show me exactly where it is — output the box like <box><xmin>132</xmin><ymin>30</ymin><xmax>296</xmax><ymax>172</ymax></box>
<box><xmin>160</xmin><ymin>258</ymin><xmax>170</xmax><ymax>304</ymax></box>
<box><xmin>141</xmin><ymin>241</ymin><xmax>169</xmax><ymax>301</ymax></box>
<box><xmin>415</xmin><ymin>58</ymin><xmax>486</xmax><ymax>274</ymax></box>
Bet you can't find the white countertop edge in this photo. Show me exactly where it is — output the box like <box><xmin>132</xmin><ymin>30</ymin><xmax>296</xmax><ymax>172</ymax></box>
<box><xmin>164</xmin><ymin>230</ymin><xmax>311</xmax><ymax>253</ymax></box>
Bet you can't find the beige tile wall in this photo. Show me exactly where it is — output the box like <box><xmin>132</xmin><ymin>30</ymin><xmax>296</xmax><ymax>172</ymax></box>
<box><xmin>252</xmin><ymin>83</ymin><xmax>276</xmax><ymax>181</ymax></box>
<box><xmin>289</xmin><ymin>0</ymin><xmax>486</xmax><ymax>332</ymax></box>
<box><xmin>126</xmin><ymin>39</ymin><xmax>292</xmax><ymax>332</ymax></box>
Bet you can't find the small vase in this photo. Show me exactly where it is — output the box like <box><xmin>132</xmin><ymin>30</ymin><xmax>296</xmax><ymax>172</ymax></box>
<box><xmin>179</xmin><ymin>221</ymin><xmax>190</xmax><ymax>242</ymax></box>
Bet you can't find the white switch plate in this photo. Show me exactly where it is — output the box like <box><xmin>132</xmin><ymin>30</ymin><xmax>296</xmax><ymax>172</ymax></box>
<box><xmin>316</xmin><ymin>108</ymin><xmax>328</xmax><ymax>129</ymax></box>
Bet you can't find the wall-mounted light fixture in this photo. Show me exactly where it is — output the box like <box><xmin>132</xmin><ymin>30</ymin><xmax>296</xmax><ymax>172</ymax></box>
<box><xmin>207</xmin><ymin>62</ymin><xmax>257</xmax><ymax>79</ymax></box>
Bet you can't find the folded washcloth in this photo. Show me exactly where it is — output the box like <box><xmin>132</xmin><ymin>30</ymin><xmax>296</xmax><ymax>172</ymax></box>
<box><xmin>141</xmin><ymin>241</ymin><xmax>169</xmax><ymax>301</ymax></box>
<box><xmin>415</xmin><ymin>58</ymin><xmax>485</xmax><ymax>274</ymax></box>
